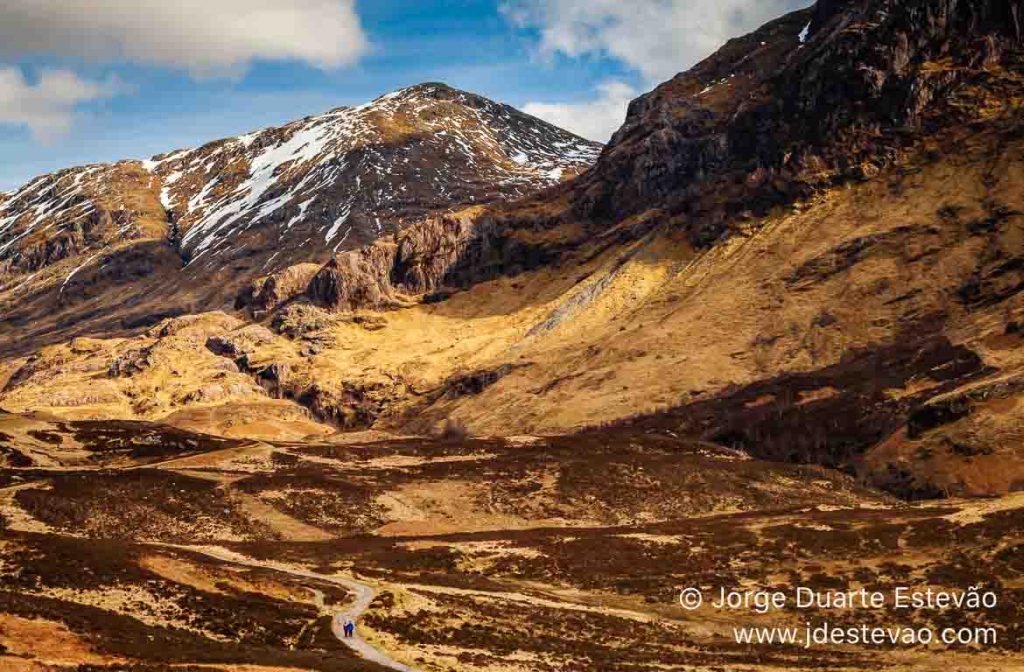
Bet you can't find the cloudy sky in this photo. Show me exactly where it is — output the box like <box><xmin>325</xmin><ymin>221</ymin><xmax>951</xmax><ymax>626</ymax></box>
<box><xmin>0</xmin><ymin>0</ymin><xmax>809</xmax><ymax>191</ymax></box>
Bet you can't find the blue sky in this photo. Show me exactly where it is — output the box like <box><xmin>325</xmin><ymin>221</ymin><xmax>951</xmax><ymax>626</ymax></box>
<box><xmin>0</xmin><ymin>0</ymin><xmax>809</xmax><ymax>191</ymax></box>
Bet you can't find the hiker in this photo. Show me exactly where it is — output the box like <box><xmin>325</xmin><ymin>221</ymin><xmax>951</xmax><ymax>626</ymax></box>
<box><xmin>344</xmin><ymin>619</ymin><xmax>355</xmax><ymax>637</ymax></box>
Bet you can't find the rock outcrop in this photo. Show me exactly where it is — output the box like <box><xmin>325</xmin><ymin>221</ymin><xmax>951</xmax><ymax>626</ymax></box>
<box><xmin>247</xmin><ymin>202</ymin><xmax>576</xmax><ymax>313</ymax></box>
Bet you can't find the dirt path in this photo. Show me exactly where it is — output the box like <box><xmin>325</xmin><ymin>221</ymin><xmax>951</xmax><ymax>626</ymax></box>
<box><xmin>142</xmin><ymin>441</ymin><xmax>268</xmax><ymax>470</ymax></box>
<box><xmin>0</xmin><ymin>482</ymin><xmax>53</xmax><ymax>533</ymax></box>
<box><xmin>172</xmin><ymin>545</ymin><xmax>416</xmax><ymax>672</ymax></box>
<box><xmin>276</xmin><ymin>446</ymin><xmax>497</xmax><ymax>471</ymax></box>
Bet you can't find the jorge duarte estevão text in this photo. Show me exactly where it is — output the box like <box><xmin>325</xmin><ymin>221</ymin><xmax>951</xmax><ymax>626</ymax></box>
<box><xmin>677</xmin><ymin>586</ymin><xmax>1000</xmax><ymax>649</ymax></box>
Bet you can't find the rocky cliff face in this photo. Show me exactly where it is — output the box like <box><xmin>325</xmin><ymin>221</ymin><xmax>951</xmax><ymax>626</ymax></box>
<box><xmin>272</xmin><ymin>205</ymin><xmax>571</xmax><ymax>313</ymax></box>
<box><xmin>572</xmin><ymin>0</ymin><xmax>1024</xmax><ymax>243</ymax></box>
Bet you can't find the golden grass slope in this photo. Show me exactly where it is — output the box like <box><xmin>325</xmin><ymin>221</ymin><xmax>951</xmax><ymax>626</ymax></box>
<box><xmin>2</xmin><ymin>132</ymin><xmax>1022</xmax><ymax>493</ymax></box>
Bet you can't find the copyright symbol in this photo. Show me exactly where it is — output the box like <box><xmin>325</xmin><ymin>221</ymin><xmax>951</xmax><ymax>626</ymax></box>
<box><xmin>679</xmin><ymin>587</ymin><xmax>703</xmax><ymax>610</ymax></box>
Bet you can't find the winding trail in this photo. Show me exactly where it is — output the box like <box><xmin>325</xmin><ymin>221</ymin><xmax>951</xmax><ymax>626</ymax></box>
<box><xmin>172</xmin><ymin>545</ymin><xmax>416</xmax><ymax>672</ymax></box>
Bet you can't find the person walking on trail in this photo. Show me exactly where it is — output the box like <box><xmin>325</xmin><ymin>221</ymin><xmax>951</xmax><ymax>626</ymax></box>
<box><xmin>343</xmin><ymin>619</ymin><xmax>355</xmax><ymax>638</ymax></box>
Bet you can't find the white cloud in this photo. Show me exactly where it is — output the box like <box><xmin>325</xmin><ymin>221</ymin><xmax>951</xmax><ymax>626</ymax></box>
<box><xmin>0</xmin><ymin>0</ymin><xmax>367</xmax><ymax>79</ymax></box>
<box><xmin>0</xmin><ymin>68</ymin><xmax>120</xmax><ymax>142</ymax></box>
<box><xmin>504</xmin><ymin>0</ymin><xmax>810</xmax><ymax>83</ymax></box>
<box><xmin>523</xmin><ymin>80</ymin><xmax>636</xmax><ymax>142</ymax></box>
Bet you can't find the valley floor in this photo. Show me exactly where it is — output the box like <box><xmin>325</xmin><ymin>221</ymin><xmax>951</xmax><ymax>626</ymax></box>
<box><xmin>0</xmin><ymin>416</ymin><xmax>1020</xmax><ymax>671</ymax></box>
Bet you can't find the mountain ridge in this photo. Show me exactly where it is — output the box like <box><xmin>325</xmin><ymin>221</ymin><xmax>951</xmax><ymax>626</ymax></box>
<box><xmin>0</xmin><ymin>83</ymin><xmax>601</xmax><ymax>353</ymax></box>
<box><xmin>149</xmin><ymin>82</ymin><xmax>600</xmax><ymax>268</ymax></box>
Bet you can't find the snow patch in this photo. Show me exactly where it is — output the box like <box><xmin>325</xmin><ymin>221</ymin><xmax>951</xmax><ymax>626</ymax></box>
<box><xmin>326</xmin><ymin>204</ymin><xmax>352</xmax><ymax>243</ymax></box>
<box><xmin>799</xmin><ymin>21</ymin><xmax>811</xmax><ymax>44</ymax></box>
<box><xmin>60</xmin><ymin>251</ymin><xmax>102</xmax><ymax>291</ymax></box>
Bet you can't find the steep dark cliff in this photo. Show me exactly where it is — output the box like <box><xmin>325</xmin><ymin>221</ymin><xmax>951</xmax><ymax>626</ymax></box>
<box><xmin>573</xmin><ymin>0</ymin><xmax>1024</xmax><ymax>243</ymax></box>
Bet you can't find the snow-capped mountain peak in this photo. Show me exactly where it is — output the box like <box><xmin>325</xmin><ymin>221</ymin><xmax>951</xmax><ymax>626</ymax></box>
<box><xmin>144</xmin><ymin>82</ymin><xmax>601</xmax><ymax>270</ymax></box>
<box><xmin>0</xmin><ymin>82</ymin><xmax>601</xmax><ymax>292</ymax></box>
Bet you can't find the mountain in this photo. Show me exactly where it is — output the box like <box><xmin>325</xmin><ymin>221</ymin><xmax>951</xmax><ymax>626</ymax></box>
<box><xmin>570</xmin><ymin>0</ymin><xmax>1024</xmax><ymax>236</ymax></box>
<box><xmin>209</xmin><ymin>0</ymin><xmax>1020</xmax><ymax>499</ymax></box>
<box><xmin>2</xmin><ymin>0</ymin><xmax>1022</xmax><ymax>494</ymax></box>
<box><xmin>254</xmin><ymin>0</ymin><xmax>1024</xmax><ymax>312</ymax></box>
<box><xmin>150</xmin><ymin>83</ymin><xmax>599</xmax><ymax>269</ymax></box>
<box><xmin>0</xmin><ymin>83</ymin><xmax>600</xmax><ymax>352</ymax></box>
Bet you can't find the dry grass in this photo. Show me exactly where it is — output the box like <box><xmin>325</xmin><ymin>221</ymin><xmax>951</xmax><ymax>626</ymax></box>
<box><xmin>0</xmin><ymin>613</ymin><xmax>124</xmax><ymax>666</ymax></box>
